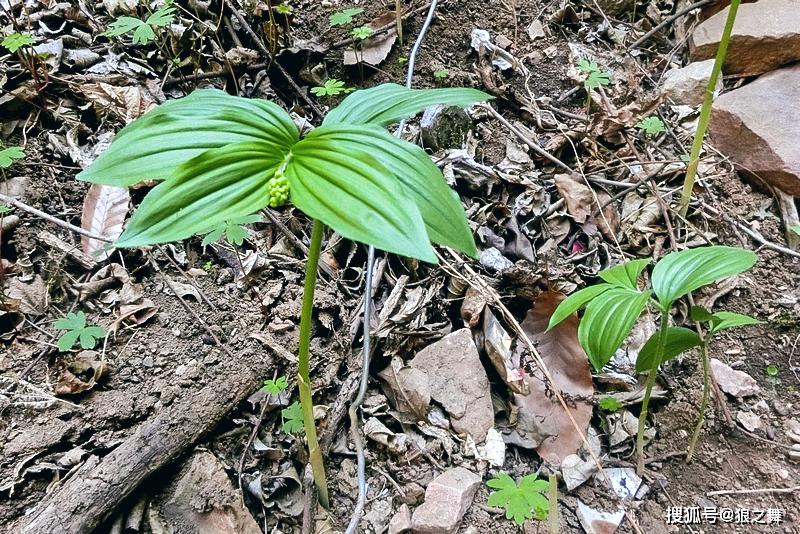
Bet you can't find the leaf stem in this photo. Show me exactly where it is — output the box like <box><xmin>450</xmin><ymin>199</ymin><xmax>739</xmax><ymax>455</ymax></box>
<box><xmin>548</xmin><ymin>474</ymin><xmax>559</xmax><ymax>534</ymax></box>
<box><xmin>297</xmin><ymin>218</ymin><xmax>329</xmax><ymax>508</ymax></box>
<box><xmin>636</xmin><ymin>309</ymin><xmax>669</xmax><ymax>474</ymax></box>
<box><xmin>677</xmin><ymin>0</ymin><xmax>740</xmax><ymax>216</ymax></box>
<box><xmin>686</xmin><ymin>336</ymin><xmax>711</xmax><ymax>462</ymax></box>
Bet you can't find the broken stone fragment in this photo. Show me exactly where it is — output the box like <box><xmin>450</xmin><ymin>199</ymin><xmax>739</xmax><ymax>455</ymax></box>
<box><xmin>389</xmin><ymin>504</ymin><xmax>412</xmax><ymax>534</ymax></box>
<box><xmin>411</xmin><ymin>467</ymin><xmax>482</xmax><ymax>534</ymax></box>
<box><xmin>710</xmin><ymin>358</ymin><xmax>760</xmax><ymax>398</ymax></box>
<box><xmin>420</xmin><ymin>105</ymin><xmax>473</xmax><ymax>151</ymax></box>
<box><xmin>690</xmin><ymin>0</ymin><xmax>800</xmax><ymax>76</ymax></box>
<box><xmin>709</xmin><ymin>64</ymin><xmax>800</xmax><ymax>196</ymax></box>
<box><xmin>736</xmin><ymin>410</ymin><xmax>762</xmax><ymax>432</ymax></box>
<box><xmin>661</xmin><ymin>59</ymin><xmax>722</xmax><ymax>106</ymax></box>
<box><xmin>409</xmin><ymin>328</ymin><xmax>494</xmax><ymax>443</ymax></box>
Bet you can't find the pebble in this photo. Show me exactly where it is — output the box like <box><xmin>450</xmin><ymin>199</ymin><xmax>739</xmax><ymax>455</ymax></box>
<box><xmin>411</xmin><ymin>467</ymin><xmax>481</xmax><ymax>534</ymax></box>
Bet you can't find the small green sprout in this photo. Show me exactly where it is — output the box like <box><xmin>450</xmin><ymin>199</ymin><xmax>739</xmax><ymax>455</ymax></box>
<box><xmin>577</xmin><ymin>59</ymin><xmax>611</xmax><ymax>90</ymax></box>
<box><xmin>766</xmin><ymin>364</ymin><xmax>779</xmax><ymax>377</ymax></box>
<box><xmin>281</xmin><ymin>400</ymin><xmax>304</xmax><ymax>433</ymax></box>
<box><xmin>598</xmin><ymin>396</ymin><xmax>622</xmax><ymax>412</ymax></box>
<box><xmin>202</xmin><ymin>260</ymin><xmax>213</xmax><ymax>272</ymax></box>
<box><xmin>487</xmin><ymin>473</ymin><xmax>550</xmax><ymax>525</ymax></box>
<box><xmin>310</xmin><ymin>79</ymin><xmax>352</xmax><ymax>97</ymax></box>
<box><xmin>276</xmin><ymin>3</ymin><xmax>293</xmax><ymax>14</ymax></box>
<box><xmin>0</xmin><ymin>146</ymin><xmax>25</xmax><ymax>168</ymax></box>
<box><xmin>351</xmin><ymin>26</ymin><xmax>373</xmax><ymax>40</ymax></box>
<box><xmin>201</xmin><ymin>214</ymin><xmax>260</xmax><ymax>247</ymax></box>
<box><xmin>397</xmin><ymin>55</ymin><xmax>408</xmax><ymax>66</ymax></box>
<box><xmin>0</xmin><ymin>204</ymin><xmax>13</xmax><ymax>215</ymax></box>
<box><xmin>637</xmin><ymin>116</ymin><xmax>666</xmax><ymax>136</ymax></box>
<box><xmin>263</xmin><ymin>375</ymin><xmax>289</xmax><ymax>395</ymax></box>
<box><xmin>2</xmin><ymin>32</ymin><xmax>35</xmax><ymax>53</ymax></box>
<box><xmin>54</xmin><ymin>312</ymin><xmax>106</xmax><ymax>352</ymax></box>
<box><xmin>105</xmin><ymin>5</ymin><xmax>176</xmax><ymax>45</ymax></box>
<box><xmin>434</xmin><ymin>69</ymin><xmax>450</xmax><ymax>80</ymax></box>
<box><xmin>329</xmin><ymin>7</ymin><xmax>363</xmax><ymax>26</ymax></box>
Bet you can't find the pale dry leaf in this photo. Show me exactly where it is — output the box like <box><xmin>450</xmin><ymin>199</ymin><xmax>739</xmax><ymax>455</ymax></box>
<box><xmin>81</xmin><ymin>83</ymin><xmax>157</xmax><ymax>124</ymax></box>
<box><xmin>81</xmin><ymin>184</ymin><xmax>130</xmax><ymax>261</ymax></box>
<box><xmin>344</xmin><ymin>12</ymin><xmax>397</xmax><ymax>66</ymax></box>
<box><xmin>8</xmin><ymin>275</ymin><xmax>48</xmax><ymax>315</ymax></box>
<box><xmin>514</xmin><ymin>291</ymin><xmax>594</xmax><ymax>464</ymax></box>
<box><xmin>554</xmin><ymin>173</ymin><xmax>619</xmax><ymax>241</ymax></box>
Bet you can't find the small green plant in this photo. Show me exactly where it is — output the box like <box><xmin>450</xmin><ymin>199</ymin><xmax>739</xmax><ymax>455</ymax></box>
<box><xmin>276</xmin><ymin>3</ymin><xmax>293</xmax><ymax>14</ymax></box>
<box><xmin>0</xmin><ymin>204</ymin><xmax>12</xmax><ymax>215</ymax></box>
<box><xmin>281</xmin><ymin>400</ymin><xmax>304</xmax><ymax>433</ymax></box>
<box><xmin>262</xmin><ymin>375</ymin><xmax>289</xmax><ymax>395</ymax></box>
<box><xmin>577</xmin><ymin>59</ymin><xmax>611</xmax><ymax>90</ymax></box>
<box><xmin>55</xmin><ymin>311</ymin><xmax>106</xmax><ymax>352</ymax></box>
<box><xmin>0</xmin><ymin>146</ymin><xmax>25</xmax><ymax>168</ymax></box>
<box><xmin>329</xmin><ymin>7</ymin><xmax>364</xmax><ymax>26</ymax></box>
<box><xmin>351</xmin><ymin>26</ymin><xmax>373</xmax><ymax>40</ymax></box>
<box><xmin>487</xmin><ymin>473</ymin><xmax>550</xmax><ymax>525</ymax></box>
<box><xmin>598</xmin><ymin>395</ymin><xmax>622</xmax><ymax>413</ymax></box>
<box><xmin>548</xmin><ymin>246</ymin><xmax>757</xmax><ymax>472</ymax></box>
<box><xmin>201</xmin><ymin>215</ymin><xmax>261</xmax><ymax>246</ymax></box>
<box><xmin>78</xmin><ymin>83</ymin><xmax>491</xmax><ymax>508</ymax></box>
<box><xmin>434</xmin><ymin>68</ymin><xmax>450</xmax><ymax>80</ymax></box>
<box><xmin>2</xmin><ymin>32</ymin><xmax>34</xmax><ymax>53</ymax></box>
<box><xmin>310</xmin><ymin>79</ymin><xmax>353</xmax><ymax>97</ymax></box>
<box><xmin>636</xmin><ymin>116</ymin><xmax>665</xmax><ymax>137</ymax></box>
<box><xmin>202</xmin><ymin>260</ymin><xmax>213</xmax><ymax>272</ymax></box>
<box><xmin>397</xmin><ymin>55</ymin><xmax>408</xmax><ymax>66</ymax></box>
<box><xmin>105</xmin><ymin>5</ymin><xmax>176</xmax><ymax>45</ymax></box>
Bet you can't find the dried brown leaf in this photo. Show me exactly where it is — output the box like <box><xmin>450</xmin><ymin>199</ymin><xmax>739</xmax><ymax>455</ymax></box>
<box><xmin>343</xmin><ymin>12</ymin><xmax>397</xmax><ymax>66</ymax></box>
<box><xmin>55</xmin><ymin>351</ymin><xmax>107</xmax><ymax>395</ymax></box>
<box><xmin>80</xmin><ymin>184</ymin><xmax>130</xmax><ymax>261</ymax></box>
<box><xmin>554</xmin><ymin>173</ymin><xmax>619</xmax><ymax>241</ymax></box>
<box><xmin>80</xmin><ymin>83</ymin><xmax>157</xmax><ymax>124</ymax></box>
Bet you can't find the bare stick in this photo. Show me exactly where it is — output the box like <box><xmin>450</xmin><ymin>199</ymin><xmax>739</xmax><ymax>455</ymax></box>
<box><xmin>0</xmin><ymin>192</ymin><xmax>111</xmax><ymax>242</ymax></box>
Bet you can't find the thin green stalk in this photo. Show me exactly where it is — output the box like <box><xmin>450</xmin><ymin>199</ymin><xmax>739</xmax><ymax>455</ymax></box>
<box><xmin>636</xmin><ymin>310</ymin><xmax>670</xmax><ymax>474</ymax></box>
<box><xmin>677</xmin><ymin>0</ymin><xmax>740</xmax><ymax>216</ymax></box>
<box><xmin>686</xmin><ymin>336</ymin><xmax>711</xmax><ymax>462</ymax></box>
<box><xmin>396</xmin><ymin>0</ymin><xmax>403</xmax><ymax>45</ymax></box>
<box><xmin>548</xmin><ymin>474</ymin><xmax>559</xmax><ymax>534</ymax></box>
<box><xmin>297</xmin><ymin>219</ymin><xmax>329</xmax><ymax>508</ymax></box>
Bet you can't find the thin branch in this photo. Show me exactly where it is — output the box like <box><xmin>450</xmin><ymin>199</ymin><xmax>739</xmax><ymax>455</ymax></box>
<box><xmin>0</xmin><ymin>193</ymin><xmax>111</xmax><ymax>242</ymax></box>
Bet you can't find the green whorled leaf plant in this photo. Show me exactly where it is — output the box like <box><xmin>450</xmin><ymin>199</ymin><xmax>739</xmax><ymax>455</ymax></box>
<box><xmin>548</xmin><ymin>246</ymin><xmax>758</xmax><ymax>473</ymax></box>
<box><xmin>78</xmin><ymin>83</ymin><xmax>492</xmax><ymax>507</ymax></box>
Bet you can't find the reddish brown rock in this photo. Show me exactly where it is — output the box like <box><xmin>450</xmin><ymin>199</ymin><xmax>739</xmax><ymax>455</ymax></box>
<box><xmin>690</xmin><ymin>0</ymin><xmax>800</xmax><ymax>76</ymax></box>
<box><xmin>411</xmin><ymin>468</ymin><xmax>481</xmax><ymax>534</ymax></box>
<box><xmin>709</xmin><ymin>64</ymin><xmax>800</xmax><ymax>196</ymax></box>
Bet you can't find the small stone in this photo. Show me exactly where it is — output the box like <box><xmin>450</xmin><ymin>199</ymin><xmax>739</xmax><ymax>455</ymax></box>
<box><xmin>785</xmin><ymin>419</ymin><xmax>800</xmax><ymax>444</ymax></box>
<box><xmin>753</xmin><ymin>399</ymin><xmax>770</xmax><ymax>414</ymax></box>
<box><xmin>479</xmin><ymin>247</ymin><xmax>513</xmax><ymax>272</ymax></box>
<box><xmin>420</xmin><ymin>105</ymin><xmax>473</xmax><ymax>151</ymax></box>
<box><xmin>388</xmin><ymin>504</ymin><xmax>412</xmax><ymax>534</ymax></box>
<box><xmin>411</xmin><ymin>467</ymin><xmax>481</xmax><ymax>534</ymax></box>
<box><xmin>788</xmin><ymin>444</ymin><xmax>800</xmax><ymax>463</ymax></box>
<box><xmin>527</xmin><ymin>20</ymin><xmax>546</xmax><ymax>40</ymax></box>
<box><xmin>710</xmin><ymin>358</ymin><xmax>760</xmax><ymax>398</ymax></box>
<box><xmin>495</xmin><ymin>34</ymin><xmax>513</xmax><ymax>49</ymax></box>
<box><xmin>576</xmin><ymin>501</ymin><xmax>624</xmax><ymax>534</ymax></box>
<box><xmin>661</xmin><ymin>60</ymin><xmax>722</xmax><ymax>106</ymax></box>
<box><xmin>690</xmin><ymin>0</ymin><xmax>800</xmax><ymax>76</ymax></box>
<box><xmin>737</xmin><ymin>410</ymin><xmax>762</xmax><ymax>432</ymax></box>
<box><xmin>561</xmin><ymin>454</ymin><xmax>597</xmax><ymax>490</ymax></box>
<box><xmin>142</xmin><ymin>356</ymin><xmax>154</xmax><ymax>368</ymax></box>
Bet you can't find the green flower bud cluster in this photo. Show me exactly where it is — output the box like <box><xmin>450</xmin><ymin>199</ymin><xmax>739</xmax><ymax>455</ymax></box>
<box><xmin>268</xmin><ymin>172</ymin><xmax>290</xmax><ymax>207</ymax></box>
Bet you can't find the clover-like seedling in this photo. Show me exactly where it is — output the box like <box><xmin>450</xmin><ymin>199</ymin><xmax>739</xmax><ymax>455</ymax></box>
<box><xmin>105</xmin><ymin>5</ymin><xmax>176</xmax><ymax>45</ymax></box>
<box><xmin>0</xmin><ymin>146</ymin><xmax>25</xmax><ymax>168</ymax></box>
<box><xmin>434</xmin><ymin>69</ymin><xmax>450</xmax><ymax>80</ymax></box>
<box><xmin>577</xmin><ymin>59</ymin><xmax>611</xmax><ymax>90</ymax></box>
<box><xmin>262</xmin><ymin>375</ymin><xmax>289</xmax><ymax>395</ymax></box>
<box><xmin>281</xmin><ymin>401</ymin><xmax>304</xmax><ymax>433</ymax></box>
<box><xmin>76</xmin><ymin>81</ymin><xmax>491</xmax><ymax>507</ymax></box>
<box><xmin>276</xmin><ymin>3</ymin><xmax>293</xmax><ymax>14</ymax></box>
<box><xmin>351</xmin><ymin>26</ymin><xmax>373</xmax><ymax>40</ymax></box>
<box><xmin>487</xmin><ymin>473</ymin><xmax>550</xmax><ymax>525</ymax></box>
<box><xmin>201</xmin><ymin>214</ymin><xmax>261</xmax><ymax>247</ymax></box>
<box><xmin>637</xmin><ymin>116</ymin><xmax>665</xmax><ymax>137</ymax></box>
<box><xmin>54</xmin><ymin>311</ymin><xmax>106</xmax><ymax>352</ymax></box>
<box><xmin>0</xmin><ymin>204</ymin><xmax>12</xmax><ymax>215</ymax></box>
<box><xmin>310</xmin><ymin>79</ymin><xmax>352</xmax><ymax>97</ymax></box>
<box><xmin>598</xmin><ymin>396</ymin><xmax>622</xmax><ymax>413</ymax></box>
<box><xmin>329</xmin><ymin>7</ymin><xmax>364</xmax><ymax>26</ymax></box>
<box><xmin>2</xmin><ymin>32</ymin><xmax>34</xmax><ymax>53</ymax></box>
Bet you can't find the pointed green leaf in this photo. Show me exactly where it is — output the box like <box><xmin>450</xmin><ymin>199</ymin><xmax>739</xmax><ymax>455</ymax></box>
<box><xmin>116</xmin><ymin>141</ymin><xmax>282</xmax><ymax>248</ymax></box>
<box><xmin>323</xmin><ymin>83</ymin><xmax>492</xmax><ymax>127</ymax></box>
<box><xmin>547</xmin><ymin>284</ymin><xmax>613</xmax><ymax>331</ymax></box>
<box><xmin>710</xmin><ymin>311</ymin><xmax>761</xmax><ymax>334</ymax></box>
<box><xmin>104</xmin><ymin>17</ymin><xmax>145</xmax><ymax>38</ymax></box>
<box><xmin>651</xmin><ymin>246</ymin><xmax>757</xmax><ymax>308</ymax></box>
<box><xmin>635</xmin><ymin>326</ymin><xmax>702</xmax><ymax>373</ymax></box>
<box><xmin>305</xmin><ymin>125</ymin><xmax>476</xmax><ymax>257</ymax></box>
<box><xmin>578</xmin><ymin>288</ymin><xmax>651</xmax><ymax>371</ymax></box>
<box><xmin>286</xmin><ymin>127</ymin><xmax>436</xmax><ymax>263</ymax></box>
<box><xmin>78</xmin><ymin>89</ymin><xmax>298</xmax><ymax>186</ymax></box>
<box><xmin>598</xmin><ymin>258</ymin><xmax>650</xmax><ymax>289</ymax></box>
<box><xmin>690</xmin><ymin>305</ymin><xmax>713</xmax><ymax>322</ymax></box>
<box><xmin>132</xmin><ymin>23</ymin><xmax>156</xmax><ymax>44</ymax></box>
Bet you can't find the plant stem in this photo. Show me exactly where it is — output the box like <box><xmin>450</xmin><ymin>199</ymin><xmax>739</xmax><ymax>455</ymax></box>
<box><xmin>686</xmin><ymin>336</ymin><xmax>711</xmax><ymax>462</ymax></box>
<box><xmin>677</xmin><ymin>0</ymin><xmax>740</xmax><ymax>216</ymax></box>
<box><xmin>636</xmin><ymin>310</ymin><xmax>670</xmax><ymax>474</ymax></box>
<box><xmin>297</xmin><ymin>218</ymin><xmax>329</xmax><ymax>508</ymax></box>
<box><xmin>548</xmin><ymin>474</ymin><xmax>559</xmax><ymax>534</ymax></box>
<box><xmin>395</xmin><ymin>0</ymin><xmax>403</xmax><ymax>45</ymax></box>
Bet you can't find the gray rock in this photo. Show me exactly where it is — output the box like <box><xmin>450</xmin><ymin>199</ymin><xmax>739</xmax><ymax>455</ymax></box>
<box><xmin>411</xmin><ymin>467</ymin><xmax>481</xmax><ymax>534</ymax></box>
<box><xmin>420</xmin><ymin>105</ymin><xmax>473</xmax><ymax>151</ymax></box>
<box><xmin>710</xmin><ymin>358</ymin><xmax>760</xmax><ymax>398</ymax></box>
<box><xmin>410</xmin><ymin>329</ymin><xmax>494</xmax><ymax>442</ymax></box>
<box><xmin>561</xmin><ymin>454</ymin><xmax>597</xmax><ymax>490</ymax></box>
<box><xmin>737</xmin><ymin>410</ymin><xmax>762</xmax><ymax>432</ymax></box>
<box><xmin>661</xmin><ymin>59</ymin><xmax>722</xmax><ymax>106</ymax></box>
<box><xmin>709</xmin><ymin>64</ymin><xmax>800</xmax><ymax>196</ymax></box>
<box><xmin>389</xmin><ymin>504</ymin><xmax>412</xmax><ymax>534</ymax></box>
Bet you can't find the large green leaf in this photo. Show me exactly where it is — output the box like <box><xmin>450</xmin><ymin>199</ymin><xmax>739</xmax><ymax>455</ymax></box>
<box><xmin>79</xmin><ymin>89</ymin><xmax>298</xmax><ymax>186</ymax></box>
<box><xmin>115</xmin><ymin>141</ymin><xmax>282</xmax><ymax>247</ymax></box>
<box><xmin>323</xmin><ymin>83</ymin><xmax>492</xmax><ymax>127</ymax></box>
<box><xmin>285</xmin><ymin>128</ymin><xmax>436</xmax><ymax>263</ymax></box>
<box><xmin>635</xmin><ymin>326</ymin><xmax>702</xmax><ymax>372</ymax></box>
<box><xmin>710</xmin><ymin>311</ymin><xmax>760</xmax><ymax>334</ymax></box>
<box><xmin>305</xmin><ymin>124</ymin><xmax>476</xmax><ymax>257</ymax></box>
<box><xmin>651</xmin><ymin>246</ymin><xmax>757</xmax><ymax>308</ymax></box>
<box><xmin>598</xmin><ymin>258</ymin><xmax>650</xmax><ymax>290</ymax></box>
<box><xmin>577</xmin><ymin>287</ymin><xmax>651</xmax><ymax>371</ymax></box>
<box><xmin>546</xmin><ymin>283</ymin><xmax>613</xmax><ymax>331</ymax></box>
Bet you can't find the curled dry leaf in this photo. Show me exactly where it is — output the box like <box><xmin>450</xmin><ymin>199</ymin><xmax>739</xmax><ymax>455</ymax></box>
<box><xmin>81</xmin><ymin>184</ymin><xmax>130</xmax><ymax>261</ymax></box>
<box><xmin>483</xmin><ymin>308</ymin><xmax>527</xmax><ymax>394</ymax></box>
<box><xmin>80</xmin><ymin>83</ymin><xmax>158</xmax><ymax>124</ymax></box>
<box><xmin>554</xmin><ymin>173</ymin><xmax>619</xmax><ymax>241</ymax></box>
<box><xmin>74</xmin><ymin>263</ymin><xmax>142</xmax><ymax>304</ymax></box>
<box><xmin>7</xmin><ymin>275</ymin><xmax>48</xmax><ymax>315</ymax></box>
<box><xmin>377</xmin><ymin>356</ymin><xmax>431</xmax><ymax>423</ymax></box>
<box><xmin>55</xmin><ymin>351</ymin><xmax>108</xmax><ymax>395</ymax></box>
<box><xmin>513</xmin><ymin>291</ymin><xmax>594</xmax><ymax>464</ymax></box>
<box><xmin>343</xmin><ymin>12</ymin><xmax>397</xmax><ymax>66</ymax></box>
<box><xmin>459</xmin><ymin>286</ymin><xmax>486</xmax><ymax>327</ymax></box>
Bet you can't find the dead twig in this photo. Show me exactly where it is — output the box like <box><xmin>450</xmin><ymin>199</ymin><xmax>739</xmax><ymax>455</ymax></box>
<box><xmin>0</xmin><ymin>193</ymin><xmax>111</xmax><ymax>243</ymax></box>
<box><xmin>628</xmin><ymin>0</ymin><xmax>715</xmax><ymax>50</ymax></box>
